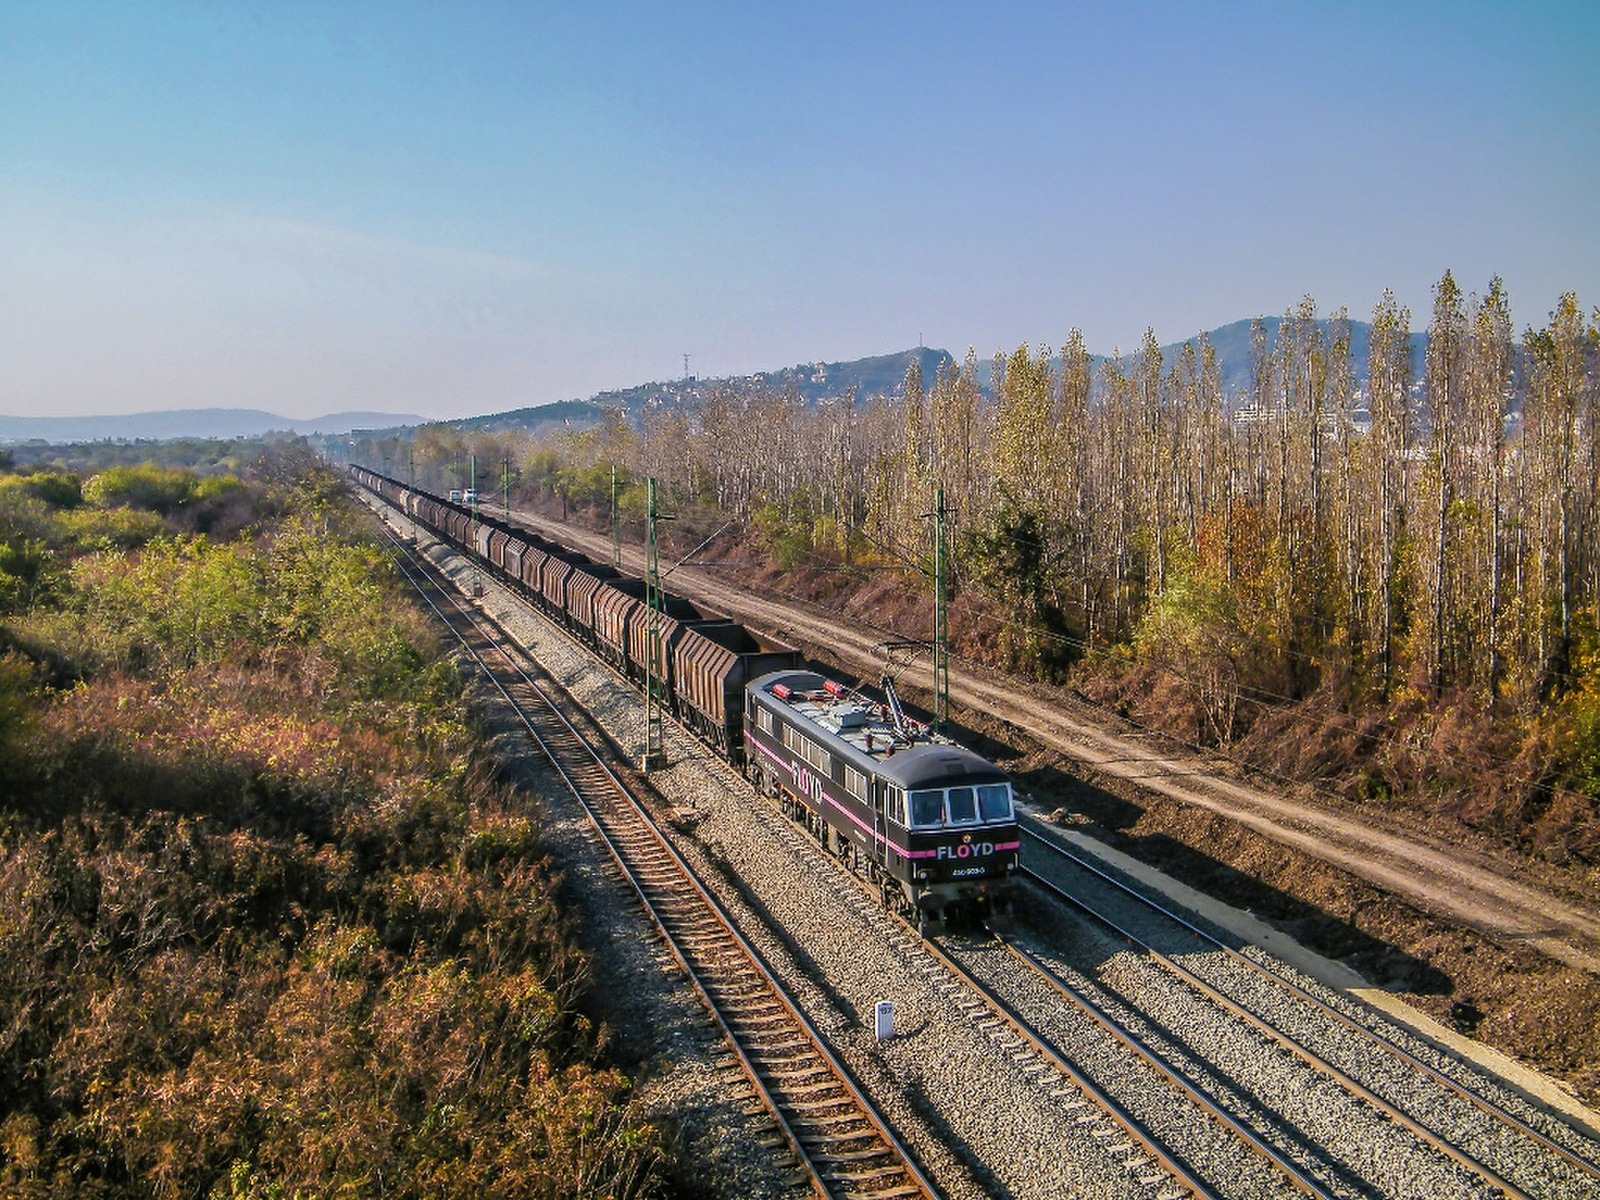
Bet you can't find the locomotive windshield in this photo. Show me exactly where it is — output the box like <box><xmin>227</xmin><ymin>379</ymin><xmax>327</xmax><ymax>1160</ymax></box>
<box><xmin>978</xmin><ymin>783</ymin><xmax>1012</xmax><ymax>821</ymax></box>
<box><xmin>906</xmin><ymin>782</ymin><xmax>1014</xmax><ymax>828</ymax></box>
<box><xmin>909</xmin><ymin>790</ymin><xmax>944</xmax><ymax>828</ymax></box>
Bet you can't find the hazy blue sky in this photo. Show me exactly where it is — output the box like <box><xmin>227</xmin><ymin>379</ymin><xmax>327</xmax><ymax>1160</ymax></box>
<box><xmin>2</xmin><ymin>2</ymin><xmax>1596</xmax><ymax>419</ymax></box>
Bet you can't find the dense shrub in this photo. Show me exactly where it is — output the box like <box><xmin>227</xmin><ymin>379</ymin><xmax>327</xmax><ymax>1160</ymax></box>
<box><xmin>0</xmin><ymin>456</ymin><xmax>665</xmax><ymax>1199</ymax></box>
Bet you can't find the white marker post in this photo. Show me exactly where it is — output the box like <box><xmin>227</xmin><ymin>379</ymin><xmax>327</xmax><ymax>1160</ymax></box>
<box><xmin>874</xmin><ymin>1000</ymin><xmax>894</xmax><ymax>1041</ymax></box>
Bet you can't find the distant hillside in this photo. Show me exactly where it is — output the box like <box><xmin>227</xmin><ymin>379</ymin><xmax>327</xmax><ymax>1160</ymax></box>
<box><xmin>1162</xmin><ymin>318</ymin><xmax>1427</xmax><ymax>396</ymax></box>
<box><xmin>736</xmin><ymin>346</ymin><xmax>955</xmax><ymax>404</ymax></box>
<box><xmin>4</xmin><ymin>320</ymin><xmax>1433</xmax><ymax>450</ymax></box>
<box><xmin>0</xmin><ymin>408</ymin><xmax>428</xmax><ymax>444</ymax></box>
<box><xmin>591</xmin><ymin>346</ymin><xmax>954</xmax><ymax>413</ymax></box>
<box><xmin>431</xmin><ymin>399</ymin><xmax>610</xmax><ymax>435</ymax></box>
<box><xmin>430</xmin><ymin>347</ymin><xmax>956</xmax><ymax>437</ymax></box>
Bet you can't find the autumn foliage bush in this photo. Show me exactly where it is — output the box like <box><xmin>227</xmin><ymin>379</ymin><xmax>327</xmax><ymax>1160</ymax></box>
<box><xmin>0</xmin><ymin>451</ymin><xmax>665</xmax><ymax>1199</ymax></box>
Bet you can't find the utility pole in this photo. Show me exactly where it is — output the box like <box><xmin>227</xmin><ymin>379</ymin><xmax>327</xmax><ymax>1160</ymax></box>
<box><xmin>407</xmin><ymin>449</ymin><xmax>417</xmax><ymax>543</ymax></box>
<box><xmin>934</xmin><ymin>487</ymin><xmax>949</xmax><ymax>730</ymax></box>
<box><xmin>642</xmin><ymin>477</ymin><xmax>672</xmax><ymax>771</ymax></box>
<box><xmin>921</xmin><ymin>487</ymin><xmax>950</xmax><ymax>730</ymax></box>
<box><xmin>503</xmin><ymin>457</ymin><xmax>511</xmax><ymax>520</ymax></box>
<box><xmin>611</xmin><ymin>465</ymin><xmax>621</xmax><ymax>569</ymax></box>
<box><xmin>469</xmin><ymin>453</ymin><xmax>482</xmax><ymax>598</ymax></box>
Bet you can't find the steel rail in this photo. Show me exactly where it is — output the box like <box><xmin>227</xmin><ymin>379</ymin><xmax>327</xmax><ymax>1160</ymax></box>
<box><xmin>1022</xmin><ymin>824</ymin><xmax>1600</xmax><ymax>1190</ymax></box>
<box><xmin>921</xmin><ymin>932</ymin><xmax>1329</xmax><ymax>1200</ymax></box>
<box><xmin>1021</xmin><ymin>865</ymin><xmax>1530</xmax><ymax>1198</ymax></box>
<box><xmin>372</xmin><ymin>513</ymin><xmax>940</xmax><ymax>1200</ymax></box>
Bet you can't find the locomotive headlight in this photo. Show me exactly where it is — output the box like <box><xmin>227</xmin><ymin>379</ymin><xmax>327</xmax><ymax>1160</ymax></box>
<box><xmin>916</xmin><ymin>868</ymin><xmax>930</xmax><ymax>881</ymax></box>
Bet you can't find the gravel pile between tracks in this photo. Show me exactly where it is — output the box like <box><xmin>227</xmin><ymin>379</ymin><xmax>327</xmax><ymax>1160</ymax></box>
<box><xmin>1023</xmin><ymin>826</ymin><xmax>1600</xmax><ymax>1200</ymax></box>
<box><xmin>937</xmin><ymin>936</ymin><xmax>1299</xmax><ymax>1200</ymax></box>
<box><xmin>409</xmin><ymin>524</ymin><xmax>1181</xmax><ymax>1200</ymax></box>
<box><xmin>1004</xmin><ymin>931</ymin><xmax>1486</xmax><ymax>1200</ymax></box>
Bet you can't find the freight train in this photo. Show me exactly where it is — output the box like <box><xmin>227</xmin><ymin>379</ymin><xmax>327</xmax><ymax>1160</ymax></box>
<box><xmin>349</xmin><ymin>465</ymin><xmax>1021</xmax><ymax>932</ymax></box>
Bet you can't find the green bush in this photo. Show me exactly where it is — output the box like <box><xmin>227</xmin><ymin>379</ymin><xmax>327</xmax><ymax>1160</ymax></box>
<box><xmin>19</xmin><ymin>472</ymin><xmax>82</xmax><ymax>509</ymax></box>
<box><xmin>0</xmin><ymin>456</ymin><xmax>667</xmax><ymax>1199</ymax></box>
<box><xmin>83</xmin><ymin>463</ymin><xmax>202</xmax><ymax>513</ymax></box>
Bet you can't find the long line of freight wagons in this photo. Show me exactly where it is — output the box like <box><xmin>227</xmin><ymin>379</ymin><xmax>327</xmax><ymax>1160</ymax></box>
<box><xmin>349</xmin><ymin>464</ymin><xmax>799</xmax><ymax>760</ymax></box>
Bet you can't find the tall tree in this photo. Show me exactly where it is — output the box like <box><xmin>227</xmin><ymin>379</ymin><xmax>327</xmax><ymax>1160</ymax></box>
<box><xmin>1058</xmin><ymin>330</ymin><xmax>1097</xmax><ymax>638</ymax></box>
<box><xmin>1467</xmin><ymin>277</ymin><xmax>1513</xmax><ymax>706</ymax></box>
<box><xmin>1369</xmin><ymin>290</ymin><xmax>1414</xmax><ymax>696</ymax></box>
<box><xmin>1424</xmin><ymin>270</ymin><xmax>1467</xmax><ymax>694</ymax></box>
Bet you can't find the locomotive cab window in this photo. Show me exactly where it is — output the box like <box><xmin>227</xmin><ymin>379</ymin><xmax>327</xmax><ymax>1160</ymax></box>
<box><xmin>783</xmin><ymin>725</ymin><xmax>829</xmax><ymax>772</ymax></box>
<box><xmin>886</xmin><ymin>786</ymin><xmax>906</xmax><ymax>826</ymax></box>
<box><xmin>946</xmin><ymin>786</ymin><xmax>978</xmax><ymax>824</ymax></box>
<box><xmin>844</xmin><ymin>765</ymin><xmax>867</xmax><ymax>801</ymax></box>
<box><xmin>909</xmin><ymin>789</ymin><xmax>944</xmax><ymax>828</ymax></box>
<box><xmin>978</xmin><ymin>783</ymin><xmax>1013</xmax><ymax>822</ymax></box>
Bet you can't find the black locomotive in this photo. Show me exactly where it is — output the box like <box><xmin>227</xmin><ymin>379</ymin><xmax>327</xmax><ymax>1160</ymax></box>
<box><xmin>746</xmin><ymin>671</ymin><xmax>1020</xmax><ymax>930</ymax></box>
<box><xmin>349</xmin><ymin>465</ymin><xmax>1021</xmax><ymax>932</ymax></box>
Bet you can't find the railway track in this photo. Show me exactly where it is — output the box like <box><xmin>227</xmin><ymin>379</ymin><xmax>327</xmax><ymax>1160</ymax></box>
<box><xmin>356</xmin><ymin>487</ymin><xmax>1600</xmax><ymax>1200</ymax></box>
<box><xmin>1015</xmin><ymin>825</ymin><xmax>1600</xmax><ymax>1200</ymax></box>
<box><xmin>374</xmin><ymin>522</ymin><xmax>941</xmax><ymax>1200</ymax></box>
<box><xmin>362</xmin><ymin>492</ymin><xmax>1251</xmax><ymax>1199</ymax></box>
<box><xmin>782</xmin><ymin>816</ymin><xmax>1327</xmax><ymax>1200</ymax></box>
<box><xmin>920</xmin><ymin>932</ymin><xmax>1335</xmax><ymax>1200</ymax></box>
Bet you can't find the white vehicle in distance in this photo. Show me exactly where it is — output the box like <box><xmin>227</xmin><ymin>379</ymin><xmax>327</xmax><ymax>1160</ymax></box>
<box><xmin>462</xmin><ymin>489</ymin><xmax>478</xmax><ymax>505</ymax></box>
<box><xmin>448</xmin><ymin>488</ymin><xmax>462</xmax><ymax>502</ymax></box>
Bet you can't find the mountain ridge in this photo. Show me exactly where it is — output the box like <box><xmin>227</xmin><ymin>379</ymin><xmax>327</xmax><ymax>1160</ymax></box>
<box><xmin>0</xmin><ymin>408</ymin><xmax>430</xmax><ymax>445</ymax></box>
<box><xmin>2</xmin><ymin>318</ymin><xmax>1431</xmax><ymax>445</ymax></box>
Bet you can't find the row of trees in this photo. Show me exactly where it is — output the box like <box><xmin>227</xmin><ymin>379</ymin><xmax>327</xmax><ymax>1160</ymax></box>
<box><xmin>350</xmin><ymin>276</ymin><xmax>1598</xmax><ymax>783</ymax></box>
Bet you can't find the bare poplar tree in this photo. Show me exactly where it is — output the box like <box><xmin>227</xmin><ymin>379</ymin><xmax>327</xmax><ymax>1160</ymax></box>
<box><xmin>1058</xmin><ymin>330</ymin><xmax>1096</xmax><ymax>637</ymax></box>
<box><xmin>1467</xmin><ymin>277</ymin><xmax>1512</xmax><ymax>706</ymax></box>
<box><xmin>1424</xmin><ymin>270</ymin><xmax>1467</xmax><ymax>694</ymax></box>
<box><xmin>1369</xmin><ymin>291</ymin><xmax>1413</xmax><ymax>696</ymax></box>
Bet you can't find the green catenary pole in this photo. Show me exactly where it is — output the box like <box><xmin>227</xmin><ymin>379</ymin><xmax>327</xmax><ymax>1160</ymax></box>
<box><xmin>611</xmin><ymin>464</ymin><xmax>621</xmax><ymax>570</ymax></box>
<box><xmin>469</xmin><ymin>453</ymin><xmax>482</xmax><ymax>597</ymax></box>
<box><xmin>642</xmin><ymin>477</ymin><xmax>667</xmax><ymax>770</ymax></box>
<box><xmin>934</xmin><ymin>487</ymin><xmax>948</xmax><ymax>730</ymax></box>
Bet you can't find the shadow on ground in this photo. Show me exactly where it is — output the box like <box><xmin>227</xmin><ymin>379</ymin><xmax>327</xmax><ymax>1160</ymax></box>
<box><xmin>1016</xmin><ymin>761</ymin><xmax>1456</xmax><ymax>997</ymax></box>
